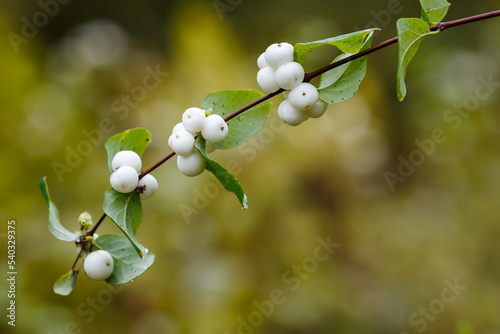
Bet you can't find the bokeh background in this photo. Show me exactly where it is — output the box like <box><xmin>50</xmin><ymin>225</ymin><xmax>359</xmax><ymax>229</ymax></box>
<box><xmin>1</xmin><ymin>0</ymin><xmax>500</xmax><ymax>333</ymax></box>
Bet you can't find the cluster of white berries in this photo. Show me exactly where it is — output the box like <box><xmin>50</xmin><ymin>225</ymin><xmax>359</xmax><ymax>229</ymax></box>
<box><xmin>257</xmin><ymin>42</ymin><xmax>328</xmax><ymax>126</ymax></box>
<box><xmin>168</xmin><ymin>107</ymin><xmax>229</xmax><ymax>176</ymax></box>
<box><xmin>109</xmin><ymin>150</ymin><xmax>158</xmax><ymax>199</ymax></box>
<box><xmin>84</xmin><ymin>250</ymin><xmax>114</xmax><ymax>280</ymax></box>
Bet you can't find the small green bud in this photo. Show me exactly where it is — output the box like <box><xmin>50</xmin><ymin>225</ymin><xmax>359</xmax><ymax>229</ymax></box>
<box><xmin>78</xmin><ymin>212</ymin><xmax>93</xmax><ymax>230</ymax></box>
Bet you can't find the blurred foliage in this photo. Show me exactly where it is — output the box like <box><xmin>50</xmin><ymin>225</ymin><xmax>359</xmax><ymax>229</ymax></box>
<box><xmin>1</xmin><ymin>0</ymin><xmax>500</xmax><ymax>333</ymax></box>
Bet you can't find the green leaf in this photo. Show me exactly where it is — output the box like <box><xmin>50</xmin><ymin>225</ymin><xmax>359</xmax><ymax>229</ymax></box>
<box><xmin>93</xmin><ymin>234</ymin><xmax>155</xmax><ymax>285</ymax></box>
<box><xmin>53</xmin><ymin>270</ymin><xmax>77</xmax><ymax>296</ymax></box>
<box><xmin>294</xmin><ymin>28</ymin><xmax>379</xmax><ymax>64</ymax></box>
<box><xmin>195</xmin><ymin>137</ymin><xmax>248</xmax><ymax>208</ymax></box>
<box><xmin>420</xmin><ymin>0</ymin><xmax>450</xmax><ymax>25</ymax></box>
<box><xmin>39</xmin><ymin>177</ymin><xmax>80</xmax><ymax>242</ymax></box>
<box><xmin>105</xmin><ymin>128</ymin><xmax>151</xmax><ymax>173</ymax></box>
<box><xmin>103</xmin><ymin>189</ymin><xmax>146</xmax><ymax>258</ymax></box>
<box><xmin>318</xmin><ymin>31</ymin><xmax>375</xmax><ymax>104</ymax></box>
<box><xmin>396</xmin><ymin>18</ymin><xmax>439</xmax><ymax>101</ymax></box>
<box><xmin>201</xmin><ymin>90</ymin><xmax>271</xmax><ymax>149</ymax></box>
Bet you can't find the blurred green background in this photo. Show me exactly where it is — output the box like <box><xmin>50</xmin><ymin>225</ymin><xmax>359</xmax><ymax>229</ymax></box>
<box><xmin>1</xmin><ymin>0</ymin><xmax>500</xmax><ymax>333</ymax></box>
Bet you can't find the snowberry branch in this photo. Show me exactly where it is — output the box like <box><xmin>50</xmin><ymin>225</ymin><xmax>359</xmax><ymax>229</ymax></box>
<box><xmin>306</xmin><ymin>9</ymin><xmax>500</xmax><ymax>81</ymax></box>
<box><xmin>88</xmin><ymin>9</ymin><xmax>500</xmax><ymax>237</ymax></box>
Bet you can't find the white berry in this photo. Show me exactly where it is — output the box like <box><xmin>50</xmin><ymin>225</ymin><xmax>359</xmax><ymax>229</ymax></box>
<box><xmin>177</xmin><ymin>151</ymin><xmax>206</xmax><ymax>177</ymax></box>
<box><xmin>306</xmin><ymin>100</ymin><xmax>328</xmax><ymax>118</ymax></box>
<box><xmin>138</xmin><ymin>174</ymin><xmax>158</xmax><ymax>199</ymax></box>
<box><xmin>265</xmin><ymin>42</ymin><xmax>294</xmax><ymax>69</ymax></box>
<box><xmin>257</xmin><ymin>67</ymin><xmax>280</xmax><ymax>93</ymax></box>
<box><xmin>110</xmin><ymin>166</ymin><xmax>139</xmax><ymax>193</ymax></box>
<box><xmin>287</xmin><ymin>83</ymin><xmax>319</xmax><ymax>111</ymax></box>
<box><xmin>202</xmin><ymin>114</ymin><xmax>229</xmax><ymax>143</ymax></box>
<box><xmin>84</xmin><ymin>250</ymin><xmax>114</xmax><ymax>280</ymax></box>
<box><xmin>172</xmin><ymin>122</ymin><xmax>188</xmax><ymax>134</ymax></box>
<box><xmin>111</xmin><ymin>150</ymin><xmax>142</xmax><ymax>173</ymax></box>
<box><xmin>206</xmin><ymin>141</ymin><xmax>217</xmax><ymax>153</ymax></box>
<box><xmin>168</xmin><ymin>130</ymin><xmax>195</xmax><ymax>156</ymax></box>
<box><xmin>182</xmin><ymin>107</ymin><xmax>206</xmax><ymax>133</ymax></box>
<box><xmin>278</xmin><ymin>100</ymin><xmax>308</xmax><ymax>126</ymax></box>
<box><xmin>275</xmin><ymin>62</ymin><xmax>305</xmax><ymax>90</ymax></box>
<box><xmin>257</xmin><ymin>52</ymin><xmax>268</xmax><ymax>69</ymax></box>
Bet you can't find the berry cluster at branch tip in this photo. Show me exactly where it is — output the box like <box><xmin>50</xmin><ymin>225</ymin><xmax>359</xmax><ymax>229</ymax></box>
<box><xmin>257</xmin><ymin>42</ymin><xmax>328</xmax><ymax>126</ymax></box>
<box><xmin>109</xmin><ymin>150</ymin><xmax>158</xmax><ymax>199</ymax></box>
<box><xmin>83</xmin><ymin>250</ymin><xmax>114</xmax><ymax>280</ymax></box>
<box><xmin>169</xmin><ymin>107</ymin><xmax>229</xmax><ymax>176</ymax></box>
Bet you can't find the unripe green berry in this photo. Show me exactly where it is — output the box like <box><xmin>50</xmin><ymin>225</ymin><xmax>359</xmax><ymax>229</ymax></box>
<box><xmin>112</xmin><ymin>150</ymin><xmax>142</xmax><ymax>173</ymax></box>
<box><xmin>84</xmin><ymin>250</ymin><xmax>114</xmax><ymax>280</ymax></box>
<box><xmin>78</xmin><ymin>212</ymin><xmax>93</xmax><ymax>230</ymax></box>
<box><xmin>110</xmin><ymin>166</ymin><xmax>139</xmax><ymax>193</ymax></box>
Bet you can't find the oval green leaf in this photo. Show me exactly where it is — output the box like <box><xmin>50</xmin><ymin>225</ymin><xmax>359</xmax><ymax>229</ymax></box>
<box><xmin>39</xmin><ymin>177</ymin><xmax>80</xmax><ymax>242</ymax></box>
<box><xmin>396</xmin><ymin>18</ymin><xmax>439</xmax><ymax>101</ymax></box>
<box><xmin>200</xmin><ymin>90</ymin><xmax>271</xmax><ymax>150</ymax></box>
<box><xmin>105</xmin><ymin>128</ymin><xmax>151</xmax><ymax>173</ymax></box>
<box><xmin>103</xmin><ymin>189</ymin><xmax>146</xmax><ymax>258</ymax></box>
<box><xmin>318</xmin><ymin>31</ymin><xmax>375</xmax><ymax>104</ymax></box>
<box><xmin>93</xmin><ymin>234</ymin><xmax>155</xmax><ymax>285</ymax></box>
<box><xmin>294</xmin><ymin>28</ymin><xmax>379</xmax><ymax>64</ymax></box>
<box><xmin>53</xmin><ymin>270</ymin><xmax>77</xmax><ymax>296</ymax></box>
<box><xmin>420</xmin><ymin>0</ymin><xmax>450</xmax><ymax>25</ymax></box>
<box><xmin>195</xmin><ymin>136</ymin><xmax>247</xmax><ymax>209</ymax></box>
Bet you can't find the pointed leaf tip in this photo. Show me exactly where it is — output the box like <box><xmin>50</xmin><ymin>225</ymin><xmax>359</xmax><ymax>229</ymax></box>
<box><xmin>195</xmin><ymin>137</ymin><xmax>247</xmax><ymax>208</ymax></box>
<box><xmin>396</xmin><ymin>18</ymin><xmax>439</xmax><ymax>101</ymax></box>
<box><xmin>420</xmin><ymin>0</ymin><xmax>450</xmax><ymax>25</ymax></box>
<box><xmin>54</xmin><ymin>270</ymin><xmax>77</xmax><ymax>296</ymax></box>
<box><xmin>40</xmin><ymin>177</ymin><xmax>80</xmax><ymax>242</ymax></box>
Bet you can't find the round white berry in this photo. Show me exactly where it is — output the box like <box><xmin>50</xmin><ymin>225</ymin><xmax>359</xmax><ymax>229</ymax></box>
<box><xmin>172</xmin><ymin>122</ymin><xmax>187</xmax><ymax>134</ymax></box>
<box><xmin>202</xmin><ymin>114</ymin><xmax>229</xmax><ymax>143</ymax></box>
<box><xmin>182</xmin><ymin>107</ymin><xmax>206</xmax><ymax>133</ymax></box>
<box><xmin>278</xmin><ymin>100</ymin><xmax>309</xmax><ymax>126</ymax></box>
<box><xmin>177</xmin><ymin>151</ymin><xmax>206</xmax><ymax>177</ymax></box>
<box><xmin>84</xmin><ymin>250</ymin><xmax>114</xmax><ymax>280</ymax></box>
<box><xmin>168</xmin><ymin>130</ymin><xmax>195</xmax><ymax>156</ymax></box>
<box><xmin>257</xmin><ymin>52</ymin><xmax>268</xmax><ymax>69</ymax></box>
<box><xmin>206</xmin><ymin>141</ymin><xmax>217</xmax><ymax>153</ymax></box>
<box><xmin>111</xmin><ymin>150</ymin><xmax>142</xmax><ymax>173</ymax></box>
<box><xmin>265</xmin><ymin>42</ymin><xmax>294</xmax><ymax>69</ymax></box>
<box><xmin>110</xmin><ymin>166</ymin><xmax>139</xmax><ymax>193</ymax></box>
<box><xmin>287</xmin><ymin>83</ymin><xmax>319</xmax><ymax>111</ymax></box>
<box><xmin>257</xmin><ymin>67</ymin><xmax>280</xmax><ymax>93</ymax></box>
<box><xmin>275</xmin><ymin>62</ymin><xmax>305</xmax><ymax>90</ymax></box>
<box><xmin>305</xmin><ymin>100</ymin><xmax>328</xmax><ymax>118</ymax></box>
<box><xmin>138</xmin><ymin>174</ymin><xmax>158</xmax><ymax>199</ymax></box>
